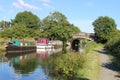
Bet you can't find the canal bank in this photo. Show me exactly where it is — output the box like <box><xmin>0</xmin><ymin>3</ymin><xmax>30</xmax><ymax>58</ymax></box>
<box><xmin>0</xmin><ymin>44</ymin><xmax>6</xmax><ymax>55</ymax></box>
<box><xmin>0</xmin><ymin>38</ymin><xmax>8</xmax><ymax>52</ymax></box>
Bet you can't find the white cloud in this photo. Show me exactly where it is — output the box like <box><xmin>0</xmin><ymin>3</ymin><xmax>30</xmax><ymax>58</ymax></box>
<box><xmin>43</xmin><ymin>3</ymin><xmax>54</xmax><ymax>9</ymax></box>
<box><xmin>40</xmin><ymin>0</ymin><xmax>51</xmax><ymax>3</ymax></box>
<box><xmin>13</xmin><ymin>2</ymin><xmax>22</xmax><ymax>9</ymax></box>
<box><xmin>13</xmin><ymin>0</ymin><xmax>41</xmax><ymax>10</ymax></box>
<box><xmin>70</xmin><ymin>19</ymin><xmax>94</xmax><ymax>33</ymax></box>
<box><xmin>39</xmin><ymin>0</ymin><xmax>53</xmax><ymax>9</ymax></box>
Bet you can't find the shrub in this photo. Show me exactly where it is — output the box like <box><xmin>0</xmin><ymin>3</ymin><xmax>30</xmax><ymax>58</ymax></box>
<box><xmin>41</xmin><ymin>52</ymin><xmax>88</xmax><ymax>80</ymax></box>
<box><xmin>105</xmin><ymin>31</ymin><xmax>120</xmax><ymax>57</ymax></box>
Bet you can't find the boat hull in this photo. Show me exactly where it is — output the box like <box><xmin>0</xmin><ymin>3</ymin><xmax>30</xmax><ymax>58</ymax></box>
<box><xmin>36</xmin><ymin>44</ymin><xmax>54</xmax><ymax>49</ymax></box>
<box><xmin>6</xmin><ymin>45</ymin><xmax>36</xmax><ymax>53</ymax></box>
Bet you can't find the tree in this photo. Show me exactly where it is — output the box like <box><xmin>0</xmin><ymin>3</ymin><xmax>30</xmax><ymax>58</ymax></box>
<box><xmin>42</xmin><ymin>11</ymin><xmax>68</xmax><ymax>30</ymax></box>
<box><xmin>12</xmin><ymin>11</ymin><xmax>41</xmax><ymax>29</ymax></box>
<box><xmin>92</xmin><ymin>16</ymin><xmax>117</xmax><ymax>43</ymax></box>
<box><xmin>42</xmin><ymin>11</ymin><xmax>80</xmax><ymax>39</ymax></box>
<box><xmin>11</xmin><ymin>24</ymin><xmax>28</xmax><ymax>39</ymax></box>
<box><xmin>0</xmin><ymin>21</ymin><xmax>11</xmax><ymax>30</ymax></box>
<box><xmin>11</xmin><ymin>23</ymin><xmax>42</xmax><ymax>39</ymax></box>
<box><xmin>42</xmin><ymin>11</ymin><xmax>80</xmax><ymax>52</ymax></box>
<box><xmin>0</xmin><ymin>28</ymin><xmax>13</xmax><ymax>38</ymax></box>
<box><xmin>105</xmin><ymin>30</ymin><xmax>120</xmax><ymax>56</ymax></box>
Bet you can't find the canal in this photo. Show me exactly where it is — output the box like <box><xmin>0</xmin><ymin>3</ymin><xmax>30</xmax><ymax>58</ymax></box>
<box><xmin>0</xmin><ymin>48</ymin><xmax>62</xmax><ymax>80</ymax></box>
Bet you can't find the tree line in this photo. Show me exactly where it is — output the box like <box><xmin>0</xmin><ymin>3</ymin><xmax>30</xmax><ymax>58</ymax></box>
<box><xmin>0</xmin><ymin>11</ymin><xmax>80</xmax><ymax>40</ymax></box>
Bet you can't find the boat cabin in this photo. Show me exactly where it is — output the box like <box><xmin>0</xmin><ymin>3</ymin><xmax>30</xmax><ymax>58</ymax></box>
<box><xmin>7</xmin><ymin>39</ymin><xmax>35</xmax><ymax>46</ymax></box>
<box><xmin>36</xmin><ymin>38</ymin><xmax>53</xmax><ymax>49</ymax></box>
<box><xmin>36</xmin><ymin>38</ymin><xmax>49</xmax><ymax>45</ymax></box>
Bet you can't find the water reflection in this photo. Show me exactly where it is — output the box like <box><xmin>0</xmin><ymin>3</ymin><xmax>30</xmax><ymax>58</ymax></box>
<box><xmin>0</xmin><ymin>48</ymin><xmax>62</xmax><ymax>80</ymax></box>
<box><xmin>12</xmin><ymin>54</ymin><xmax>38</xmax><ymax>74</ymax></box>
<box><xmin>36</xmin><ymin>48</ymin><xmax>62</xmax><ymax>59</ymax></box>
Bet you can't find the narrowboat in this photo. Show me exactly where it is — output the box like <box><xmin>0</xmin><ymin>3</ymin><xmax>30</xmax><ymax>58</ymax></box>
<box><xmin>6</xmin><ymin>39</ymin><xmax>36</xmax><ymax>53</ymax></box>
<box><xmin>36</xmin><ymin>38</ymin><xmax>54</xmax><ymax>49</ymax></box>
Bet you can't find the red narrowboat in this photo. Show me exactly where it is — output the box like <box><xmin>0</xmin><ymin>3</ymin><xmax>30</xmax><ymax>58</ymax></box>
<box><xmin>36</xmin><ymin>38</ymin><xmax>54</xmax><ymax>49</ymax></box>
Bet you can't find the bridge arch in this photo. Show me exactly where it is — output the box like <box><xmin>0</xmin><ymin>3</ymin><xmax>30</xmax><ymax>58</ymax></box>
<box><xmin>71</xmin><ymin>39</ymin><xmax>80</xmax><ymax>51</ymax></box>
<box><xmin>71</xmin><ymin>38</ymin><xmax>90</xmax><ymax>51</ymax></box>
<box><xmin>70</xmin><ymin>32</ymin><xmax>95</xmax><ymax>51</ymax></box>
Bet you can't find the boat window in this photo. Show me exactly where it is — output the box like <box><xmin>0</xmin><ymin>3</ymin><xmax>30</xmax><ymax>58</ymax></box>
<box><xmin>40</xmin><ymin>39</ymin><xmax>44</xmax><ymax>43</ymax></box>
<box><xmin>13</xmin><ymin>41</ymin><xmax>16</xmax><ymax>43</ymax></box>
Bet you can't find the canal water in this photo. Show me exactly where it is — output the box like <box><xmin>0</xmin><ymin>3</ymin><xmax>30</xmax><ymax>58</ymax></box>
<box><xmin>0</xmin><ymin>48</ymin><xmax>62</xmax><ymax>80</ymax></box>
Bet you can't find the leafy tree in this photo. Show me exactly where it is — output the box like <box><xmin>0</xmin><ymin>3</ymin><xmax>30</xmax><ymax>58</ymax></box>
<box><xmin>11</xmin><ymin>23</ymin><xmax>42</xmax><ymax>39</ymax></box>
<box><xmin>27</xmin><ymin>28</ymin><xmax>42</xmax><ymax>38</ymax></box>
<box><xmin>12</xmin><ymin>11</ymin><xmax>41</xmax><ymax>29</ymax></box>
<box><xmin>106</xmin><ymin>39</ymin><xmax>120</xmax><ymax>57</ymax></box>
<box><xmin>0</xmin><ymin>28</ymin><xmax>12</xmax><ymax>38</ymax></box>
<box><xmin>0</xmin><ymin>21</ymin><xmax>11</xmax><ymax>30</ymax></box>
<box><xmin>68</xmin><ymin>24</ymin><xmax>80</xmax><ymax>33</ymax></box>
<box><xmin>92</xmin><ymin>16</ymin><xmax>117</xmax><ymax>43</ymax></box>
<box><xmin>11</xmin><ymin>24</ymin><xmax>29</xmax><ymax>39</ymax></box>
<box><xmin>42</xmin><ymin>11</ymin><xmax>80</xmax><ymax>39</ymax></box>
<box><xmin>0</xmin><ymin>23</ymin><xmax>42</xmax><ymax>39</ymax></box>
<box><xmin>42</xmin><ymin>11</ymin><xmax>80</xmax><ymax>52</ymax></box>
<box><xmin>42</xmin><ymin>11</ymin><xmax>68</xmax><ymax>30</ymax></box>
<box><xmin>105</xmin><ymin>30</ymin><xmax>120</xmax><ymax>54</ymax></box>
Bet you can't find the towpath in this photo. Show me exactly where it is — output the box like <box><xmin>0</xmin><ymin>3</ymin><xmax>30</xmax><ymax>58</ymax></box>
<box><xmin>98</xmin><ymin>49</ymin><xmax>120</xmax><ymax>80</ymax></box>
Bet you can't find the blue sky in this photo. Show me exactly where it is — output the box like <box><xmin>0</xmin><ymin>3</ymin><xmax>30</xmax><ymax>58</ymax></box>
<box><xmin>0</xmin><ymin>0</ymin><xmax>120</xmax><ymax>33</ymax></box>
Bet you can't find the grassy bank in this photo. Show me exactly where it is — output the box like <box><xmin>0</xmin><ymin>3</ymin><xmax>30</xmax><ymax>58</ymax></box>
<box><xmin>77</xmin><ymin>42</ymin><xmax>103</xmax><ymax>80</ymax></box>
<box><xmin>0</xmin><ymin>38</ymin><xmax>8</xmax><ymax>55</ymax></box>
<box><xmin>40</xmin><ymin>42</ymin><xmax>103</xmax><ymax>80</ymax></box>
<box><xmin>0</xmin><ymin>45</ymin><xmax>6</xmax><ymax>51</ymax></box>
<box><xmin>0</xmin><ymin>44</ymin><xmax>6</xmax><ymax>55</ymax></box>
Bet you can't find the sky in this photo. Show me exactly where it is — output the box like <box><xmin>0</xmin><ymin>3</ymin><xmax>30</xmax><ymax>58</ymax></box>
<box><xmin>0</xmin><ymin>0</ymin><xmax>120</xmax><ymax>33</ymax></box>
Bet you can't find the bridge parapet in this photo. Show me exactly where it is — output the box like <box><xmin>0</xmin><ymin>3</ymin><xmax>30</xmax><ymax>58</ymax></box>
<box><xmin>73</xmin><ymin>32</ymin><xmax>94</xmax><ymax>41</ymax></box>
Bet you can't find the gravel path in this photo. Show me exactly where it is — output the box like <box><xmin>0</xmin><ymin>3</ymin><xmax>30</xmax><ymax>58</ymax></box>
<box><xmin>98</xmin><ymin>50</ymin><xmax>120</xmax><ymax>80</ymax></box>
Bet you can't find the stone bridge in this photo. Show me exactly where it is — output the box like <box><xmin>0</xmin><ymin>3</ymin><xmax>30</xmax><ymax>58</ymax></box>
<box><xmin>72</xmin><ymin>32</ymin><xmax>95</xmax><ymax>41</ymax></box>
<box><xmin>70</xmin><ymin>32</ymin><xmax>95</xmax><ymax>51</ymax></box>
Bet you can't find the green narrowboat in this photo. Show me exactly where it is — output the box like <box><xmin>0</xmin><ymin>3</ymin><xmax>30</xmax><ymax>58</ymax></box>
<box><xmin>6</xmin><ymin>39</ymin><xmax>36</xmax><ymax>53</ymax></box>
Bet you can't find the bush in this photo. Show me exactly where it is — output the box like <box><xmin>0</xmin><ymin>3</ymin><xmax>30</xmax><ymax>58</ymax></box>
<box><xmin>105</xmin><ymin>31</ymin><xmax>120</xmax><ymax>70</ymax></box>
<box><xmin>41</xmin><ymin>52</ymin><xmax>88</xmax><ymax>80</ymax></box>
<box><xmin>105</xmin><ymin>31</ymin><xmax>120</xmax><ymax>57</ymax></box>
<box><xmin>107</xmin><ymin>40</ymin><xmax>120</xmax><ymax>57</ymax></box>
<box><xmin>84</xmin><ymin>42</ymin><xmax>97</xmax><ymax>53</ymax></box>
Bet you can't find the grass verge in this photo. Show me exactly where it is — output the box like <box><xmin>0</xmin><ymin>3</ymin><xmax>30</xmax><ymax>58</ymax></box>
<box><xmin>0</xmin><ymin>38</ymin><xmax>8</xmax><ymax>55</ymax></box>
<box><xmin>40</xmin><ymin>42</ymin><xmax>104</xmax><ymax>80</ymax></box>
<box><xmin>77</xmin><ymin>42</ymin><xmax>104</xmax><ymax>80</ymax></box>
